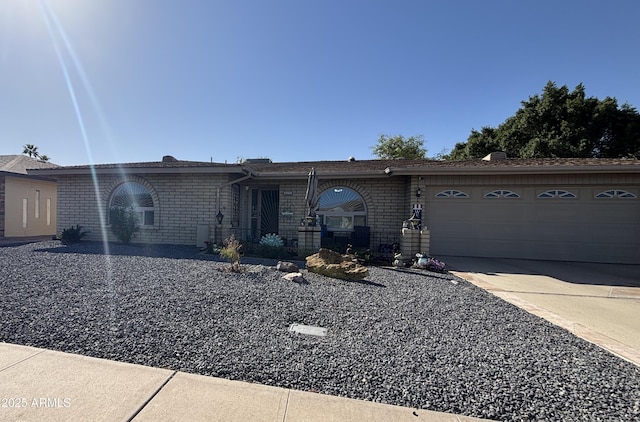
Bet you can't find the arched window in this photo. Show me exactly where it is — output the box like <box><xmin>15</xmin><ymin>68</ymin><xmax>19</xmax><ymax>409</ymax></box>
<box><xmin>537</xmin><ymin>189</ymin><xmax>576</xmax><ymax>199</ymax></box>
<box><xmin>317</xmin><ymin>187</ymin><xmax>366</xmax><ymax>231</ymax></box>
<box><xmin>109</xmin><ymin>182</ymin><xmax>155</xmax><ymax>226</ymax></box>
<box><xmin>484</xmin><ymin>189</ymin><xmax>520</xmax><ymax>198</ymax></box>
<box><xmin>595</xmin><ymin>189</ymin><xmax>637</xmax><ymax>199</ymax></box>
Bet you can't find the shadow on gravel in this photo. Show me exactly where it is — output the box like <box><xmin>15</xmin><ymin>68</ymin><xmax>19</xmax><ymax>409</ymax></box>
<box><xmin>32</xmin><ymin>241</ymin><xmax>239</xmax><ymax>263</ymax></box>
<box><xmin>32</xmin><ymin>241</ymin><xmax>310</xmax><ymax>267</ymax></box>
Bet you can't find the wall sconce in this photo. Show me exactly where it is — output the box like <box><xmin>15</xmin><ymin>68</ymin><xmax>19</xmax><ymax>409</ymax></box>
<box><xmin>416</xmin><ymin>187</ymin><xmax>422</xmax><ymax>198</ymax></box>
<box><xmin>216</xmin><ymin>210</ymin><xmax>224</xmax><ymax>224</ymax></box>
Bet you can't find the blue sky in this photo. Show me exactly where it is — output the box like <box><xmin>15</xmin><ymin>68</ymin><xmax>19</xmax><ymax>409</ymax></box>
<box><xmin>1</xmin><ymin>0</ymin><xmax>639</xmax><ymax>166</ymax></box>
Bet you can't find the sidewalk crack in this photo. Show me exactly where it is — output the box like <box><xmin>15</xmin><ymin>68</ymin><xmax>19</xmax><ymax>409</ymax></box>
<box><xmin>282</xmin><ymin>390</ymin><xmax>291</xmax><ymax>422</ymax></box>
<box><xmin>127</xmin><ymin>370</ymin><xmax>177</xmax><ymax>421</ymax></box>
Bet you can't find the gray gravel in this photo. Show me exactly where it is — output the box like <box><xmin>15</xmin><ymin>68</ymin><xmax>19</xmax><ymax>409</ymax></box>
<box><xmin>1</xmin><ymin>241</ymin><xmax>639</xmax><ymax>421</ymax></box>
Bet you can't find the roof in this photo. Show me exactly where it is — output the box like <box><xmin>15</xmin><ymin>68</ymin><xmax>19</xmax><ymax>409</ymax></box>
<box><xmin>26</xmin><ymin>156</ymin><xmax>640</xmax><ymax>179</ymax></box>
<box><xmin>27</xmin><ymin>160</ymin><xmax>246</xmax><ymax>176</ymax></box>
<box><xmin>0</xmin><ymin>155</ymin><xmax>59</xmax><ymax>175</ymax></box>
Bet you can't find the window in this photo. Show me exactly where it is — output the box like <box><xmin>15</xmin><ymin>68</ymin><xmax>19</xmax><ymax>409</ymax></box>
<box><xmin>317</xmin><ymin>187</ymin><xmax>366</xmax><ymax>231</ymax></box>
<box><xmin>537</xmin><ymin>190</ymin><xmax>576</xmax><ymax>199</ymax></box>
<box><xmin>484</xmin><ymin>190</ymin><xmax>520</xmax><ymax>198</ymax></box>
<box><xmin>109</xmin><ymin>182</ymin><xmax>155</xmax><ymax>226</ymax></box>
<box><xmin>595</xmin><ymin>189</ymin><xmax>637</xmax><ymax>199</ymax></box>
<box><xmin>435</xmin><ymin>190</ymin><xmax>469</xmax><ymax>198</ymax></box>
<box><xmin>22</xmin><ymin>199</ymin><xmax>28</xmax><ymax>228</ymax></box>
<box><xmin>35</xmin><ymin>190</ymin><xmax>40</xmax><ymax>219</ymax></box>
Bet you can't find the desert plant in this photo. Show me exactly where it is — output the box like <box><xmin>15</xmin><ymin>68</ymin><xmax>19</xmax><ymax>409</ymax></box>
<box><xmin>59</xmin><ymin>225</ymin><xmax>89</xmax><ymax>244</ymax></box>
<box><xmin>109</xmin><ymin>206</ymin><xmax>139</xmax><ymax>244</ymax></box>
<box><xmin>257</xmin><ymin>233</ymin><xmax>287</xmax><ymax>259</ymax></box>
<box><xmin>219</xmin><ymin>234</ymin><xmax>242</xmax><ymax>271</ymax></box>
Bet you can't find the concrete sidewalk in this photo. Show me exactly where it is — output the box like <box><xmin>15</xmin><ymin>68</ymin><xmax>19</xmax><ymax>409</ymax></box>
<box><xmin>0</xmin><ymin>342</ymin><xmax>489</xmax><ymax>422</ymax></box>
<box><xmin>444</xmin><ymin>256</ymin><xmax>640</xmax><ymax>367</ymax></box>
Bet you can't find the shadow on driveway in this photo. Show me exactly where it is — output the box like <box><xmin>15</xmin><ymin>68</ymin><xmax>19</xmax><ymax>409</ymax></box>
<box><xmin>440</xmin><ymin>255</ymin><xmax>640</xmax><ymax>287</ymax></box>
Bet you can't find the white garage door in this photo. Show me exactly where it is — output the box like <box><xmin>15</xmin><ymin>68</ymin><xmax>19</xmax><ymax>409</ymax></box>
<box><xmin>426</xmin><ymin>187</ymin><xmax>640</xmax><ymax>264</ymax></box>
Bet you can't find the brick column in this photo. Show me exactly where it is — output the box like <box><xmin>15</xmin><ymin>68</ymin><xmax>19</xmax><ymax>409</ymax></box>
<box><xmin>297</xmin><ymin>226</ymin><xmax>321</xmax><ymax>254</ymax></box>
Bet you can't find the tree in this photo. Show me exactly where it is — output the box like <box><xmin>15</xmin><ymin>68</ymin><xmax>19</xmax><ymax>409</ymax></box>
<box><xmin>22</xmin><ymin>144</ymin><xmax>40</xmax><ymax>159</ymax></box>
<box><xmin>39</xmin><ymin>155</ymin><xmax>51</xmax><ymax>162</ymax></box>
<box><xmin>446</xmin><ymin>82</ymin><xmax>640</xmax><ymax>160</ymax></box>
<box><xmin>372</xmin><ymin>134</ymin><xmax>427</xmax><ymax>159</ymax></box>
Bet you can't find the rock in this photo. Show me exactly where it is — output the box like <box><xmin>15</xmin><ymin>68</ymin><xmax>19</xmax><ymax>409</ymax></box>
<box><xmin>282</xmin><ymin>272</ymin><xmax>306</xmax><ymax>283</ymax></box>
<box><xmin>306</xmin><ymin>248</ymin><xmax>369</xmax><ymax>281</ymax></box>
<box><xmin>276</xmin><ymin>261</ymin><xmax>299</xmax><ymax>273</ymax></box>
<box><xmin>318</xmin><ymin>248</ymin><xmax>343</xmax><ymax>264</ymax></box>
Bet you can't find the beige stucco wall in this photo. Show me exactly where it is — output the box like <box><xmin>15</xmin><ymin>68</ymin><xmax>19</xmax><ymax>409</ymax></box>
<box><xmin>3</xmin><ymin>175</ymin><xmax>57</xmax><ymax>237</ymax></box>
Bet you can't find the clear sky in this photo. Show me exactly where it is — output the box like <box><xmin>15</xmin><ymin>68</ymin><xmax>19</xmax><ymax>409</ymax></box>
<box><xmin>1</xmin><ymin>0</ymin><xmax>639</xmax><ymax>166</ymax></box>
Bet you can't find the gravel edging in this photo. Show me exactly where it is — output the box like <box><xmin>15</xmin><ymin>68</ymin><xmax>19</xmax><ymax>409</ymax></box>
<box><xmin>1</xmin><ymin>241</ymin><xmax>639</xmax><ymax>421</ymax></box>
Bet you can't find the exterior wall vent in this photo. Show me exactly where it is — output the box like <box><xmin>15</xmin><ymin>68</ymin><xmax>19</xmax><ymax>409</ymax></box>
<box><xmin>482</xmin><ymin>152</ymin><xmax>507</xmax><ymax>161</ymax></box>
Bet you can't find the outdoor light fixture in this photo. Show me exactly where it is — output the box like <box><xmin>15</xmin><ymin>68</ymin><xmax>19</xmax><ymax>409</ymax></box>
<box><xmin>416</xmin><ymin>187</ymin><xmax>422</xmax><ymax>197</ymax></box>
<box><xmin>216</xmin><ymin>210</ymin><xmax>224</xmax><ymax>224</ymax></box>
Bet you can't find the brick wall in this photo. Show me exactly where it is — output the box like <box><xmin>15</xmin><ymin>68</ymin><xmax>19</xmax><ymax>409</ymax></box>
<box><xmin>57</xmin><ymin>172</ymin><xmax>415</xmax><ymax>247</ymax></box>
<box><xmin>57</xmin><ymin>173</ymin><xmax>232</xmax><ymax>245</ymax></box>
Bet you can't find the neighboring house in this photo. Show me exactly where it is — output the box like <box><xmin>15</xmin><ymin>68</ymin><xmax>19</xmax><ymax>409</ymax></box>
<box><xmin>28</xmin><ymin>154</ymin><xmax>640</xmax><ymax>264</ymax></box>
<box><xmin>0</xmin><ymin>155</ymin><xmax>59</xmax><ymax>239</ymax></box>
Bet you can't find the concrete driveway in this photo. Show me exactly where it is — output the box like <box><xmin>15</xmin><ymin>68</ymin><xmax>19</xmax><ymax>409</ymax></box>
<box><xmin>442</xmin><ymin>256</ymin><xmax>640</xmax><ymax>367</ymax></box>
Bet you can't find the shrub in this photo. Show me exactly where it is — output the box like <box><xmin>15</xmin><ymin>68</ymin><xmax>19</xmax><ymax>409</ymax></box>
<box><xmin>219</xmin><ymin>234</ymin><xmax>242</xmax><ymax>272</ymax></box>
<box><xmin>257</xmin><ymin>233</ymin><xmax>287</xmax><ymax>259</ymax></box>
<box><xmin>59</xmin><ymin>225</ymin><xmax>89</xmax><ymax>244</ymax></box>
<box><xmin>109</xmin><ymin>206</ymin><xmax>139</xmax><ymax>244</ymax></box>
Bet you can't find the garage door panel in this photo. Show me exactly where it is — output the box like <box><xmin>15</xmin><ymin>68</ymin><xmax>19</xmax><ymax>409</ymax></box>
<box><xmin>428</xmin><ymin>187</ymin><xmax>640</xmax><ymax>264</ymax></box>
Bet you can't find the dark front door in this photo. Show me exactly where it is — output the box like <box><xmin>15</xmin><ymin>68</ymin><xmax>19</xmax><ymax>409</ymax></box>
<box><xmin>250</xmin><ymin>188</ymin><xmax>279</xmax><ymax>241</ymax></box>
<box><xmin>260</xmin><ymin>189</ymin><xmax>279</xmax><ymax>237</ymax></box>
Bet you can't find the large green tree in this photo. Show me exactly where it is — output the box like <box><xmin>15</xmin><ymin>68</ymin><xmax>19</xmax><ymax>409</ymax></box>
<box><xmin>372</xmin><ymin>134</ymin><xmax>427</xmax><ymax>159</ymax></box>
<box><xmin>446</xmin><ymin>82</ymin><xmax>640</xmax><ymax>160</ymax></box>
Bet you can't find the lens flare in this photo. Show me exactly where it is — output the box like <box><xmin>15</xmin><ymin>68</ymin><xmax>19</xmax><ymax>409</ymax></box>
<box><xmin>38</xmin><ymin>0</ymin><xmax>121</xmax><ymax>332</ymax></box>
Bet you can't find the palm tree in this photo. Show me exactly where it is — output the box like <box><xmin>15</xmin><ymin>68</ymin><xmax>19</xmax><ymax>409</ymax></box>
<box><xmin>22</xmin><ymin>144</ymin><xmax>40</xmax><ymax>159</ymax></box>
<box><xmin>38</xmin><ymin>155</ymin><xmax>50</xmax><ymax>162</ymax></box>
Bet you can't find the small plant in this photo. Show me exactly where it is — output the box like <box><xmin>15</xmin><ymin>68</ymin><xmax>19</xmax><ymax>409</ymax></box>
<box><xmin>203</xmin><ymin>241</ymin><xmax>221</xmax><ymax>254</ymax></box>
<box><xmin>257</xmin><ymin>233</ymin><xmax>287</xmax><ymax>259</ymax></box>
<box><xmin>59</xmin><ymin>225</ymin><xmax>89</xmax><ymax>244</ymax></box>
<box><xmin>109</xmin><ymin>206</ymin><xmax>140</xmax><ymax>244</ymax></box>
<box><xmin>219</xmin><ymin>234</ymin><xmax>242</xmax><ymax>272</ymax></box>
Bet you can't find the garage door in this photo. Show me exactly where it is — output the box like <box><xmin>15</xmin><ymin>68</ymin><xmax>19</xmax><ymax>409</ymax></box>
<box><xmin>426</xmin><ymin>187</ymin><xmax>640</xmax><ymax>264</ymax></box>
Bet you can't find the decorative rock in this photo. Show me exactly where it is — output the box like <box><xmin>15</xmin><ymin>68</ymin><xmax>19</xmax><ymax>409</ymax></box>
<box><xmin>276</xmin><ymin>261</ymin><xmax>299</xmax><ymax>273</ymax></box>
<box><xmin>282</xmin><ymin>272</ymin><xmax>306</xmax><ymax>283</ymax></box>
<box><xmin>305</xmin><ymin>248</ymin><xmax>369</xmax><ymax>281</ymax></box>
<box><xmin>317</xmin><ymin>248</ymin><xmax>343</xmax><ymax>264</ymax></box>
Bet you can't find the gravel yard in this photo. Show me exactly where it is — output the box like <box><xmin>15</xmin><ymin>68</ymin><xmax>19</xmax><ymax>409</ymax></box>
<box><xmin>1</xmin><ymin>241</ymin><xmax>639</xmax><ymax>421</ymax></box>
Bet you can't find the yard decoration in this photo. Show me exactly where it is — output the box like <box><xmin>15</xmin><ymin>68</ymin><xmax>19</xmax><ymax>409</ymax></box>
<box><xmin>414</xmin><ymin>253</ymin><xmax>446</xmax><ymax>272</ymax></box>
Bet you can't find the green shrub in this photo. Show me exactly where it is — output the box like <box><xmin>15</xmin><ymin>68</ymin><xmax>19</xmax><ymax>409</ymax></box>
<box><xmin>219</xmin><ymin>234</ymin><xmax>242</xmax><ymax>272</ymax></box>
<box><xmin>59</xmin><ymin>225</ymin><xmax>89</xmax><ymax>244</ymax></box>
<box><xmin>109</xmin><ymin>206</ymin><xmax>139</xmax><ymax>244</ymax></box>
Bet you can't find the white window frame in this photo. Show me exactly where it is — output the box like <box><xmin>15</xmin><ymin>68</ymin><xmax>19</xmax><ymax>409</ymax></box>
<box><xmin>435</xmin><ymin>189</ymin><xmax>469</xmax><ymax>198</ymax></box>
<box><xmin>484</xmin><ymin>189</ymin><xmax>520</xmax><ymax>199</ymax></box>
<box><xmin>537</xmin><ymin>189</ymin><xmax>577</xmax><ymax>199</ymax></box>
<box><xmin>109</xmin><ymin>182</ymin><xmax>156</xmax><ymax>227</ymax></box>
<box><xmin>594</xmin><ymin>189</ymin><xmax>637</xmax><ymax>199</ymax></box>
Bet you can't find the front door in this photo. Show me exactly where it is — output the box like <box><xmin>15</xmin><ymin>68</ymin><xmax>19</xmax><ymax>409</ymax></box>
<box><xmin>250</xmin><ymin>188</ymin><xmax>279</xmax><ymax>241</ymax></box>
